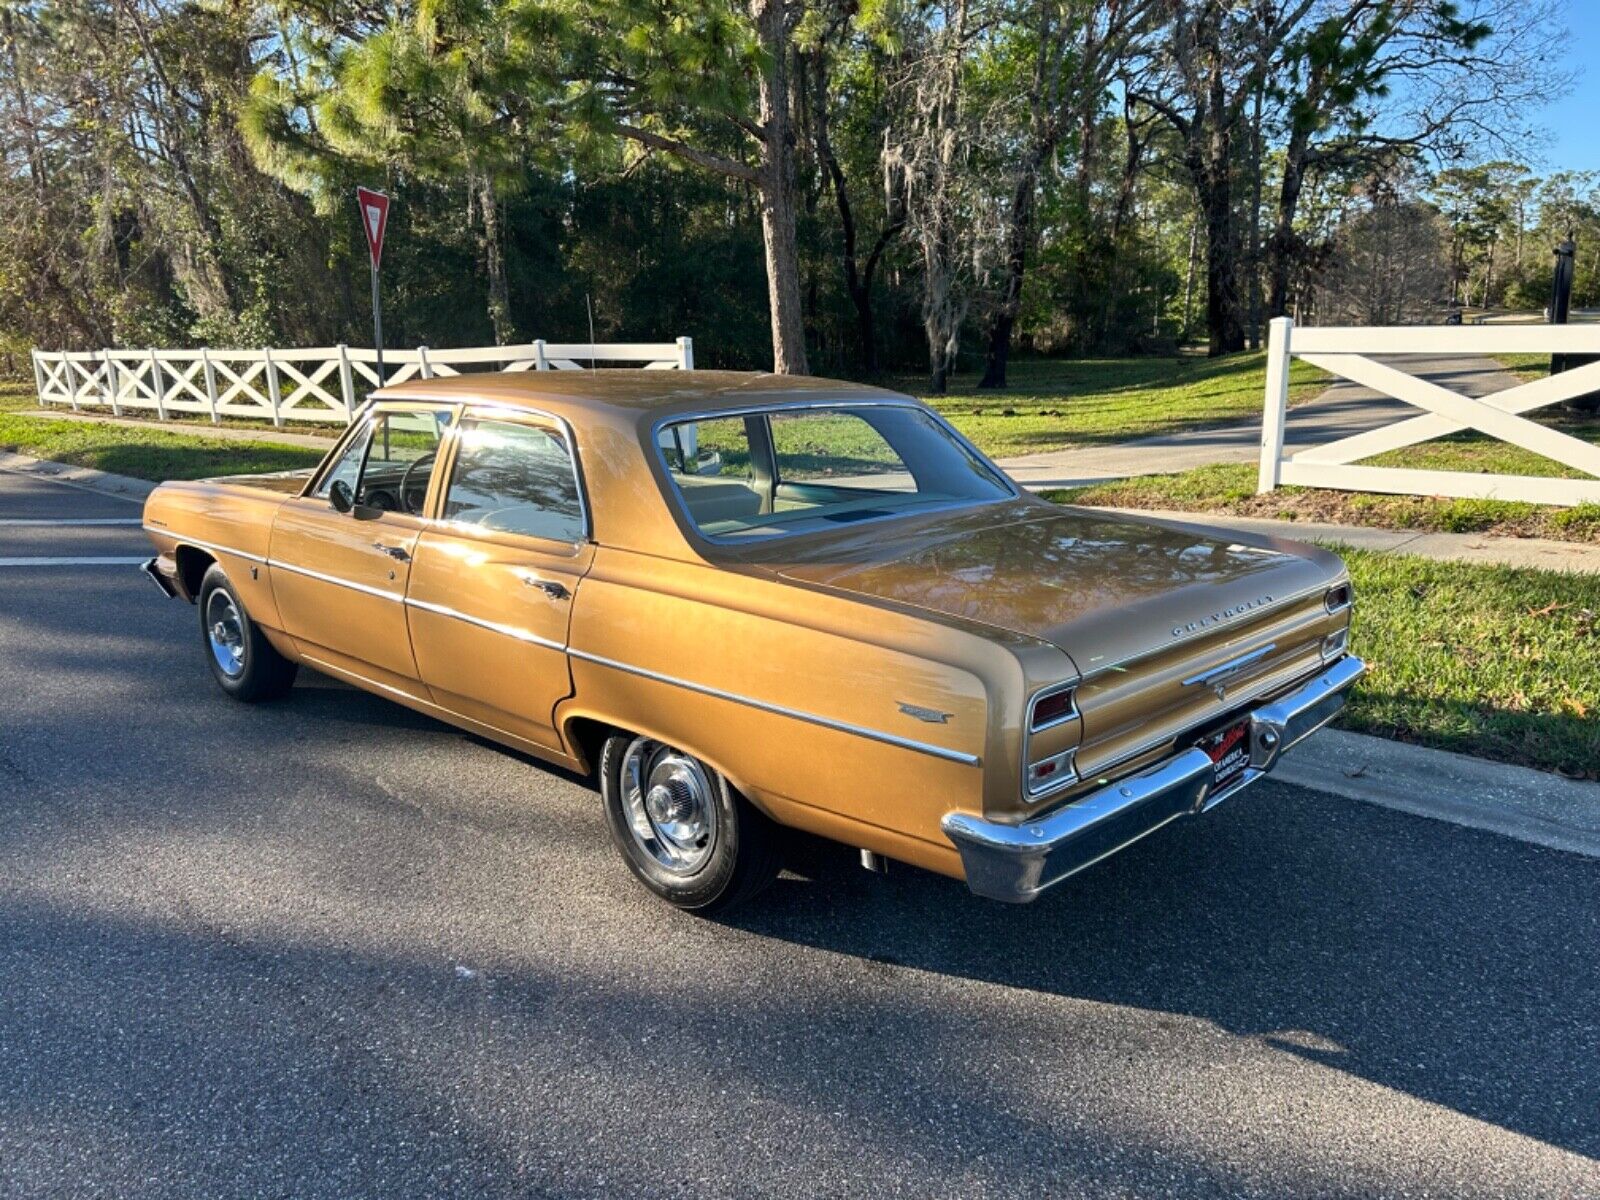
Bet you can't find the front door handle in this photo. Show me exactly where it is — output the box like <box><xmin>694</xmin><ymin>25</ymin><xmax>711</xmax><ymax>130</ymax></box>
<box><xmin>522</xmin><ymin>575</ymin><xmax>569</xmax><ymax>600</ymax></box>
<box><xmin>372</xmin><ymin>542</ymin><xmax>411</xmax><ymax>562</ymax></box>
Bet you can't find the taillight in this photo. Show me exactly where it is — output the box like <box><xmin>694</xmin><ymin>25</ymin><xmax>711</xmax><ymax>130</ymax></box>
<box><xmin>1030</xmin><ymin>687</ymin><xmax>1077</xmax><ymax>731</ymax></box>
<box><xmin>1027</xmin><ymin>750</ymin><xmax>1075</xmax><ymax>796</ymax></box>
<box><xmin>1325</xmin><ymin>583</ymin><xmax>1352</xmax><ymax>613</ymax></box>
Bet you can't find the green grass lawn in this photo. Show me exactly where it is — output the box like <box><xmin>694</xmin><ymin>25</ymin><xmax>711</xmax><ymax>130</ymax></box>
<box><xmin>0</xmin><ymin>406</ymin><xmax>326</xmax><ymax>481</ymax></box>
<box><xmin>1338</xmin><ymin>548</ymin><xmax>1599</xmax><ymax>779</ymax></box>
<box><xmin>1049</xmin><ymin>401</ymin><xmax>1600</xmax><ymax>543</ymax></box>
<box><xmin>1050</xmin><ymin>463</ymin><xmax>1600</xmax><ymax>542</ymax></box>
<box><xmin>900</xmin><ymin>352</ymin><xmax>1327</xmax><ymax>458</ymax></box>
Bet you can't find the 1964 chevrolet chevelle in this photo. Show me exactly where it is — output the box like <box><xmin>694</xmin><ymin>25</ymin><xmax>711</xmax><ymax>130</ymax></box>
<box><xmin>142</xmin><ymin>371</ymin><xmax>1363</xmax><ymax>911</ymax></box>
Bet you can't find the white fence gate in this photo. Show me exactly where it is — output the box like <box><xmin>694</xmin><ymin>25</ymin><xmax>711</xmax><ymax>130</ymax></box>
<box><xmin>1258</xmin><ymin>318</ymin><xmax>1600</xmax><ymax>507</ymax></box>
<box><xmin>30</xmin><ymin>337</ymin><xmax>695</xmax><ymax>427</ymax></box>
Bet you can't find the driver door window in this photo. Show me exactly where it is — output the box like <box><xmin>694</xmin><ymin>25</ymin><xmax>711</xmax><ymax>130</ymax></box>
<box><xmin>316</xmin><ymin>409</ymin><xmax>449</xmax><ymax>515</ymax></box>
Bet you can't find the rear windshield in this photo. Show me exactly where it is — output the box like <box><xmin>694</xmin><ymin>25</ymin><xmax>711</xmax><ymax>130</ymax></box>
<box><xmin>656</xmin><ymin>404</ymin><xmax>1012</xmax><ymax>540</ymax></box>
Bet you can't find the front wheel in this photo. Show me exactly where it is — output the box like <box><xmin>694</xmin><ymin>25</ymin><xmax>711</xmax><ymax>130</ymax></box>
<box><xmin>599</xmin><ymin>733</ymin><xmax>782</xmax><ymax>914</ymax></box>
<box><xmin>197</xmin><ymin>564</ymin><xmax>298</xmax><ymax>702</ymax></box>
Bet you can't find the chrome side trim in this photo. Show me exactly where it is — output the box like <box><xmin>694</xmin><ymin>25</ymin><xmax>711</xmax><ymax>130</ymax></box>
<box><xmin>568</xmin><ymin>647</ymin><xmax>981</xmax><ymax>766</ymax></box>
<box><xmin>943</xmin><ymin>655</ymin><xmax>1366</xmax><ymax>903</ymax></box>
<box><xmin>403</xmin><ymin>595</ymin><xmax>566</xmax><ymax>651</ymax></box>
<box><xmin>149</xmin><ymin>528</ymin><xmax>975</xmax><ymax>767</ymax></box>
<box><xmin>142</xmin><ymin>526</ymin><xmax>267</xmax><ymax>565</ymax></box>
<box><xmin>265</xmin><ymin>557</ymin><xmax>402</xmax><ymax>601</ymax></box>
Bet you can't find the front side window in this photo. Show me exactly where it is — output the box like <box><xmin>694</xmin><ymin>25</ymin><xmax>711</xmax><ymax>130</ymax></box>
<box><xmin>316</xmin><ymin>408</ymin><xmax>452</xmax><ymax>514</ymax></box>
<box><xmin>442</xmin><ymin>419</ymin><xmax>585</xmax><ymax>542</ymax></box>
<box><xmin>659</xmin><ymin>405</ymin><xmax>1011</xmax><ymax>540</ymax></box>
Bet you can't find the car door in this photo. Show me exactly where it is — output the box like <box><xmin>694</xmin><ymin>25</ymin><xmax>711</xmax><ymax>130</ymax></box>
<box><xmin>405</xmin><ymin>409</ymin><xmax>594</xmax><ymax>753</ymax></box>
<box><xmin>269</xmin><ymin>403</ymin><xmax>456</xmax><ymax>695</ymax></box>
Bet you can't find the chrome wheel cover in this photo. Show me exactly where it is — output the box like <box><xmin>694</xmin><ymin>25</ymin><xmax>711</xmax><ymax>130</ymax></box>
<box><xmin>205</xmin><ymin>588</ymin><xmax>246</xmax><ymax>679</ymax></box>
<box><xmin>620</xmin><ymin>737</ymin><xmax>718</xmax><ymax>876</ymax></box>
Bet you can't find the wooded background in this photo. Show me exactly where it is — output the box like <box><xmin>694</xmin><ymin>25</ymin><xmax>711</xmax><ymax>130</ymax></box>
<box><xmin>0</xmin><ymin>0</ymin><xmax>1585</xmax><ymax>386</ymax></box>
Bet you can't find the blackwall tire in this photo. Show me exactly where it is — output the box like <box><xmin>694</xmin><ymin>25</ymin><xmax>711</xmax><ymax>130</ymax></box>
<box><xmin>196</xmin><ymin>564</ymin><xmax>298</xmax><ymax>702</ymax></box>
<box><xmin>599</xmin><ymin>732</ymin><xmax>782</xmax><ymax>914</ymax></box>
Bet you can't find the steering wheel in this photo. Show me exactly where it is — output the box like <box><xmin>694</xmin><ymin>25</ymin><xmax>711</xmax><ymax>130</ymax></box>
<box><xmin>398</xmin><ymin>451</ymin><xmax>437</xmax><ymax>515</ymax></box>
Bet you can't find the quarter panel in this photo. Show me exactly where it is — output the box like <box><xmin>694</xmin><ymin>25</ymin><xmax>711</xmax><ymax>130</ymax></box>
<box><xmin>142</xmin><ymin>482</ymin><xmax>288</xmax><ymax>627</ymax></box>
<box><xmin>565</xmin><ymin>548</ymin><xmax>1056</xmax><ymax>855</ymax></box>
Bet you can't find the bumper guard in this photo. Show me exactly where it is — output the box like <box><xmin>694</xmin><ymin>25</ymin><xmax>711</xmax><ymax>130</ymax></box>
<box><xmin>943</xmin><ymin>655</ymin><xmax>1366</xmax><ymax>902</ymax></box>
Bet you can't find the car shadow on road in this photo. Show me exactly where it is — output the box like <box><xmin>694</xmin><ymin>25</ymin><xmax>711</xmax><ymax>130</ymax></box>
<box><xmin>728</xmin><ymin>784</ymin><xmax>1600</xmax><ymax>1161</ymax></box>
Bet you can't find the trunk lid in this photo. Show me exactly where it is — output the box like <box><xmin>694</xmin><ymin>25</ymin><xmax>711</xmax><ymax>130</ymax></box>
<box><xmin>744</xmin><ymin>501</ymin><xmax>1347</xmax><ymax>778</ymax></box>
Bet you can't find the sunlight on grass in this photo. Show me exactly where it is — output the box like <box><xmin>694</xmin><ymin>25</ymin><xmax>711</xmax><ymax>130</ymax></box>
<box><xmin>1338</xmin><ymin>549</ymin><xmax>1599</xmax><ymax>778</ymax></box>
<box><xmin>0</xmin><ymin>412</ymin><xmax>325</xmax><ymax>481</ymax></box>
<box><xmin>899</xmin><ymin>353</ymin><xmax>1327</xmax><ymax>458</ymax></box>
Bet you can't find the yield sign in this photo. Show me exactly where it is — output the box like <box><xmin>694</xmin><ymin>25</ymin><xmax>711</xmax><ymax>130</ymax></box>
<box><xmin>356</xmin><ymin>186</ymin><xmax>390</xmax><ymax>269</ymax></box>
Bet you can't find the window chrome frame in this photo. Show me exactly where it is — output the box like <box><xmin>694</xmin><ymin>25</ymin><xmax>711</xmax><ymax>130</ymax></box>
<box><xmin>432</xmin><ymin>404</ymin><xmax>593</xmax><ymax>546</ymax></box>
<box><xmin>301</xmin><ymin>399</ymin><xmax>463</xmax><ymax>511</ymax></box>
<box><xmin>648</xmin><ymin>397</ymin><xmax>1020</xmax><ymax>547</ymax></box>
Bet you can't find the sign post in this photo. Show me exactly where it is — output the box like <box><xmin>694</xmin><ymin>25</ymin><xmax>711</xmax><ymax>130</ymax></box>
<box><xmin>356</xmin><ymin>186</ymin><xmax>391</xmax><ymax>386</ymax></box>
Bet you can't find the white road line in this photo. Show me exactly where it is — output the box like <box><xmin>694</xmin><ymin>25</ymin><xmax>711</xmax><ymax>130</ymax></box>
<box><xmin>0</xmin><ymin>556</ymin><xmax>149</xmax><ymax>567</ymax></box>
<box><xmin>0</xmin><ymin>518</ymin><xmax>143</xmax><ymax>526</ymax></box>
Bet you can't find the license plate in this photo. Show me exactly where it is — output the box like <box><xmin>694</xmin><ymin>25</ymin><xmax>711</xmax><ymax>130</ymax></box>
<box><xmin>1201</xmin><ymin>719</ymin><xmax>1251</xmax><ymax>790</ymax></box>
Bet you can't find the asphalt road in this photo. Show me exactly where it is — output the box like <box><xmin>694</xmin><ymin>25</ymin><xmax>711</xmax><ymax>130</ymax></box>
<box><xmin>1</xmin><ymin>467</ymin><xmax>1596</xmax><ymax>1199</ymax></box>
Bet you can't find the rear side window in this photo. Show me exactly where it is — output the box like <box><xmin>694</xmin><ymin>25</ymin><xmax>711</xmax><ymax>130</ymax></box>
<box><xmin>442</xmin><ymin>419</ymin><xmax>585</xmax><ymax>543</ymax></box>
<box><xmin>658</xmin><ymin>404</ymin><xmax>1011</xmax><ymax>539</ymax></box>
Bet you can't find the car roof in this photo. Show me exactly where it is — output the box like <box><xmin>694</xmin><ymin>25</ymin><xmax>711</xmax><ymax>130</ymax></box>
<box><xmin>372</xmin><ymin>369</ymin><xmax>912</xmax><ymax>425</ymax></box>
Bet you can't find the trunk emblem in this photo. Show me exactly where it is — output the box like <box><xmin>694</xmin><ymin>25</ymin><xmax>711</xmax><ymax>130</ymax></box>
<box><xmin>1172</xmin><ymin>594</ymin><xmax>1274</xmax><ymax>638</ymax></box>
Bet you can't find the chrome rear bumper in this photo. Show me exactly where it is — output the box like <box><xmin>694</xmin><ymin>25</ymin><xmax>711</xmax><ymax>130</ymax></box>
<box><xmin>943</xmin><ymin>655</ymin><xmax>1366</xmax><ymax>903</ymax></box>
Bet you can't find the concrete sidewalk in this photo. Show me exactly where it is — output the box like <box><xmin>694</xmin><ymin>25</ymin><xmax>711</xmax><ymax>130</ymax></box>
<box><xmin>995</xmin><ymin>353</ymin><xmax>1525</xmax><ymax>490</ymax></box>
<box><xmin>1090</xmin><ymin>505</ymin><xmax>1600</xmax><ymax>574</ymax></box>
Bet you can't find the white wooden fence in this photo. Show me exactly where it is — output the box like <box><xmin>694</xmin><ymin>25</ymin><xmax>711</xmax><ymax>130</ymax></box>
<box><xmin>30</xmin><ymin>337</ymin><xmax>694</xmax><ymax>427</ymax></box>
<box><xmin>1258</xmin><ymin>318</ymin><xmax>1600</xmax><ymax>507</ymax></box>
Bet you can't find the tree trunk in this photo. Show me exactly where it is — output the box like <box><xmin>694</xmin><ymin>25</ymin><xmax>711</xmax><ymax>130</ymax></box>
<box><xmin>1194</xmin><ymin>151</ymin><xmax>1244</xmax><ymax>355</ymax></box>
<box><xmin>476</xmin><ymin>174</ymin><xmax>515</xmax><ymax>346</ymax></box>
<box><xmin>1181</xmin><ymin>216</ymin><xmax>1199</xmax><ymax>337</ymax></box>
<box><xmin>1266</xmin><ymin>140</ymin><xmax>1305</xmax><ymax>320</ymax></box>
<box><xmin>808</xmin><ymin>49</ymin><xmax>902</xmax><ymax>374</ymax></box>
<box><xmin>979</xmin><ymin>152</ymin><xmax>1041</xmax><ymax>389</ymax></box>
<box><xmin>752</xmin><ymin>0</ymin><xmax>809</xmax><ymax>375</ymax></box>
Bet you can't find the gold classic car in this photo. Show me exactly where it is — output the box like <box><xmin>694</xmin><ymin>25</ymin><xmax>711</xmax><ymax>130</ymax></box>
<box><xmin>141</xmin><ymin>371</ymin><xmax>1364</xmax><ymax>911</ymax></box>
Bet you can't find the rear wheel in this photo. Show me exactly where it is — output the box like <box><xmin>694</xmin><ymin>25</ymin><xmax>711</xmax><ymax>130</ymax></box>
<box><xmin>599</xmin><ymin>733</ymin><xmax>782</xmax><ymax>914</ymax></box>
<box><xmin>197</xmin><ymin>564</ymin><xmax>297</xmax><ymax>702</ymax></box>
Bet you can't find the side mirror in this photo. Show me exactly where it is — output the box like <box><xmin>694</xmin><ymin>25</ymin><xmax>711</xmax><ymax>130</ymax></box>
<box><xmin>329</xmin><ymin>479</ymin><xmax>354</xmax><ymax>513</ymax></box>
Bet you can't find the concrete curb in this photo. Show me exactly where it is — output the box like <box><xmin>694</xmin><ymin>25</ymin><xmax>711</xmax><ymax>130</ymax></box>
<box><xmin>0</xmin><ymin>451</ymin><xmax>154</xmax><ymax>502</ymax></box>
<box><xmin>1277</xmin><ymin>728</ymin><xmax>1600</xmax><ymax>860</ymax></box>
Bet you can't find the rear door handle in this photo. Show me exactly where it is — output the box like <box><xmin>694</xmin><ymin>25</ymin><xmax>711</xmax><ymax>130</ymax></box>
<box><xmin>522</xmin><ymin>575</ymin><xmax>569</xmax><ymax>600</ymax></box>
<box><xmin>372</xmin><ymin>542</ymin><xmax>411</xmax><ymax>562</ymax></box>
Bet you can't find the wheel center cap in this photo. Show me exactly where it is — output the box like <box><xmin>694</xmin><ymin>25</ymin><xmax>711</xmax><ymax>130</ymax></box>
<box><xmin>646</xmin><ymin>780</ymin><xmax>696</xmax><ymax>830</ymax></box>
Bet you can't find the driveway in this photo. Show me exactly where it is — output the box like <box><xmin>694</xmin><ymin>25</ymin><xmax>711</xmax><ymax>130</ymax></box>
<box><xmin>997</xmin><ymin>354</ymin><xmax>1526</xmax><ymax>490</ymax></box>
<box><xmin>0</xmin><ymin>467</ymin><xmax>1596</xmax><ymax>1198</ymax></box>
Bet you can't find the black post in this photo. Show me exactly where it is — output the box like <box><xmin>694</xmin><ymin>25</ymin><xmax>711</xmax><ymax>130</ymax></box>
<box><xmin>1550</xmin><ymin>237</ymin><xmax>1600</xmax><ymax>413</ymax></box>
